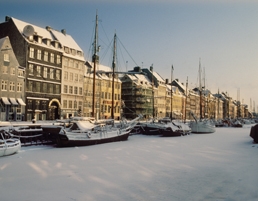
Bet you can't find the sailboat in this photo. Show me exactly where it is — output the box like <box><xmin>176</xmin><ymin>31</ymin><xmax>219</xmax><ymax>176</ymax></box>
<box><xmin>189</xmin><ymin>59</ymin><xmax>216</xmax><ymax>134</ymax></box>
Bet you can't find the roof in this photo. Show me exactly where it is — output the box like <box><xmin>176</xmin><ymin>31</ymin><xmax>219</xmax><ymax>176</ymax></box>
<box><xmin>11</xmin><ymin>17</ymin><xmax>84</xmax><ymax>59</ymax></box>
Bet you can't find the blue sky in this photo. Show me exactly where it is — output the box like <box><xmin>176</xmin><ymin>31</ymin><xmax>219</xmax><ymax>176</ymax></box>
<box><xmin>1</xmin><ymin>0</ymin><xmax>258</xmax><ymax>109</ymax></box>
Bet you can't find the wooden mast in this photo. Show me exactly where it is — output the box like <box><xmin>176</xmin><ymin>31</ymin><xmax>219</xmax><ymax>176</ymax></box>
<box><xmin>199</xmin><ymin>58</ymin><xmax>202</xmax><ymax>120</ymax></box>
<box><xmin>170</xmin><ymin>65</ymin><xmax>173</xmax><ymax>120</ymax></box>
<box><xmin>92</xmin><ymin>12</ymin><xmax>99</xmax><ymax>118</ymax></box>
<box><xmin>184</xmin><ymin>76</ymin><xmax>188</xmax><ymax>123</ymax></box>
<box><xmin>111</xmin><ymin>33</ymin><xmax>117</xmax><ymax>119</ymax></box>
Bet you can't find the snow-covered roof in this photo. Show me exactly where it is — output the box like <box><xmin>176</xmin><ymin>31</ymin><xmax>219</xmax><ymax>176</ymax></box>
<box><xmin>11</xmin><ymin>17</ymin><xmax>84</xmax><ymax>60</ymax></box>
<box><xmin>84</xmin><ymin>61</ymin><xmax>121</xmax><ymax>83</ymax></box>
<box><xmin>12</xmin><ymin>17</ymin><xmax>53</xmax><ymax>41</ymax></box>
<box><xmin>50</xmin><ymin>29</ymin><xmax>82</xmax><ymax>52</ymax></box>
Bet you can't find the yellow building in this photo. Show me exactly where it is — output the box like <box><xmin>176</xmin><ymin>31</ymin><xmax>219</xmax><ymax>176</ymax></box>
<box><xmin>84</xmin><ymin>61</ymin><xmax>122</xmax><ymax>120</ymax></box>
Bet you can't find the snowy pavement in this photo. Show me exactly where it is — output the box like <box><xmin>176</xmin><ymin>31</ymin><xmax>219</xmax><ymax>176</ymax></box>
<box><xmin>0</xmin><ymin>124</ymin><xmax>258</xmax><ymax>201</ymax></box>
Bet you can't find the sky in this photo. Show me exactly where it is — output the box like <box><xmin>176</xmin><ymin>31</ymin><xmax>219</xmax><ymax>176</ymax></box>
<box><xmin>1</xmin><ymin>0</ymin><xmax>258</xmax><ymax>109</ymax></box>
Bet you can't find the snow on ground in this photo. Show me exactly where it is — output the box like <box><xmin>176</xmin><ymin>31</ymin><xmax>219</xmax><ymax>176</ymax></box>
<box><xmin>1</xmin><ymin>124</ymin><xmax>258</xmax><ymax>201</ymax></box>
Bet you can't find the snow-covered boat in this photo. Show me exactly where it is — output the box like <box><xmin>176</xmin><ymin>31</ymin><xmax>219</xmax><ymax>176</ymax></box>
<box><xmin>189</xmin><ymin>113</ymin><xmax>215</xmax><ymax>134</ymax></box>
<box><xmin>0</xmin><ymin>130</ymin><xmax>21</xmax><ymax>157</ymax></box>
<box><xmin>159</xmin><ymin>117</ymin><xmax>191</xmax><ymax>136</ymax></box>
<box><xmin>47</xmin><ymin>115</ymin><xmax>142</xmax><ymax>147</ymax></box>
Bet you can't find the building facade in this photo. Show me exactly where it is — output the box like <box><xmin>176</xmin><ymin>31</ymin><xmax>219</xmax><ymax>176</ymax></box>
<box><xmin>0</xmin><ymin>36</ymin><xmax>26</xmax><ymax>121</ymax></box>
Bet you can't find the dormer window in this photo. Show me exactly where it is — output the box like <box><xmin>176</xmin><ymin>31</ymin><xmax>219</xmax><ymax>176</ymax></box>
<box><xmin>55</xmin><ymin>42</ymin><xmax>59</xmax><ymax>49</ymax></box>
<box><xmin>64</xmin><ymin>47</ymin><xmax>69</xmax><ymax>54</ymax></box>
<box><xmin>46</xmin><ymin>39</ymin><xmax>50</xmax><ymax>46</ymax></box>
<box><xmin>71</xmin><ymin>49</ymin><xmax>76</xmax><ymax>56</ymax></box>
<box><xmin>37</xmin><ymin>36</ymin><xmax>42</xmax><ymax>44</ymax></box>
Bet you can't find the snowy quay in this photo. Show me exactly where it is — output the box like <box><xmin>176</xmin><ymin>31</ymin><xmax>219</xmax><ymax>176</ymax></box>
<box><xmin>1</xmin><ymin>123</ymin><xmax>258</xmax><ymax>201</ymax></box>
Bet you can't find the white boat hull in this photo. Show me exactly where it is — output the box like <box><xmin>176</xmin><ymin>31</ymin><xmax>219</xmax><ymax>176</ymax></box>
<box><xmin>0</xmin><ymin>138</ymin><xmax>21</xmax><ymax>157</ymax></box>
<box><xmin>190</xmin><ymin>121</ymin><xmax>215</xmax><ymax>134</ymax></box>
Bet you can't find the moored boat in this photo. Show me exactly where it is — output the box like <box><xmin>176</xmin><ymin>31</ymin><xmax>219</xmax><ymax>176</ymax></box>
<box><xmin>0</xmin><ymin>130</ymin><xmax>21</xmax><ymax>157</ymax></box>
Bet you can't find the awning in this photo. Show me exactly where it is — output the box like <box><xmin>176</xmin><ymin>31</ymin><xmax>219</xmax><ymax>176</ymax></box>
<box><xmin>9</xmin><ymin>98</ymin><xmax>18</xmax><ymax>106</ymax></box>
<box><xmin>17</xmin><ymin>98</ymin><xmax>26</xmax><ymax>106</ymax></box>
<box><xmin>1</xmin><ymin>97</ymin><xmax>11</xmax><ymax>105</ymax></box>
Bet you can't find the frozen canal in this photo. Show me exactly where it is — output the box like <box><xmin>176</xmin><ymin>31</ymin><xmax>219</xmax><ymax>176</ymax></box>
<box><xmin>1</xmin><ymin>124</ymin><xmax>258</xmax><ymax>201</ymax></box>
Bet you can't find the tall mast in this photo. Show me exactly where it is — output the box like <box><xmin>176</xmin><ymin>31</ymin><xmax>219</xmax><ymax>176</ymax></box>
<box><xmin>199</xmin><ymin>58</ymin><xmax>202</xmax><ymax>120</ymax></box>
<box><xmin>92</xmin><ymin>12</ymin><xmax>99</xmax><ymax>118</ymax></box>
<box><xmin>184</xmin><ymin>76</ymin><xmax>188</xmax><ymax>123</ymax></box>
<box><xmin>170</xmin><ymin>65</ymin><xmax>174</xmax><ymax>120</ymax></box>
<box><xmin>111</xmin><ymin>33</ymin><xmax>117</xmax><ymax>119</ymax></box>
<box><xmin>151</xmin><ymin>64</ymin><xmax>155</xmax><ymax>118</ymax></box>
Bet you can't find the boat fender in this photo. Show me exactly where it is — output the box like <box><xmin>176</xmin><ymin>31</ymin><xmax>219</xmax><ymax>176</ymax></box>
<box><xmin>87</xmin><ymin>132</ymin><xmax>91</xmax><ymax>138</ymax></box>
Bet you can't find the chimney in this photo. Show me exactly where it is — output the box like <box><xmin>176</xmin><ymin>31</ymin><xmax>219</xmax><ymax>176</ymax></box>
<box><xmin>61</xmin><ymin>29</ymin><xmax>66</xmax><ymax>35</ymax></box>
<box><xmin>5</xmin><ymin>16</ymin><xmax>10</xmax><ymax>22</ymax></box>
<box><xmin>134</xmin><ymin>66</ymin><xmax>141</xmax><ymax>72</ymax></box>
<box><xmin>46</xmin><ymin>26</ymin><xmax>51</xmax><ymax>31</ymax></box>
<box><xmin>165</xmin><ymin>79</ymin><xmax>169</xmax><ymax>84</ymax></box>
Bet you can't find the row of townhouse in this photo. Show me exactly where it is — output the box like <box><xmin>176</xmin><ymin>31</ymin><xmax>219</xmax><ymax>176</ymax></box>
<box><xmin>0</xmin><ymin>16</ymin><xmax>251</xmax><ymax>121</ymax></box>
<box><xmin>0</xmin><ymin>16</ymin><xmax>122</xmax><ymax>121</ymax></box>
<box><xmin>121</xmin><ymin>65</ymin><xmax>251</xmax><ymax>121</ymax></box>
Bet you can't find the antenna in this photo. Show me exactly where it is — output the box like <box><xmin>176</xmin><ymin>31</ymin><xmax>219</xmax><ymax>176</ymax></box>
<box><xmin>23</xmin><ymin>25</ymin><xmax>34</xmax><ymax>37</ymax></box>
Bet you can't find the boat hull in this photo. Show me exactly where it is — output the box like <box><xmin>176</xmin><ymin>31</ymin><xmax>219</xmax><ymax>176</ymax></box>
<box><xmin>0</xmin><ymin>139</ymin><xmax>21</xmax><ymax>157</ymax></box>
<box><xmin>56</xmin><ymin>131</ymin><xmax>130</xmax><ymax>147</ymax></box>
<box><xmin>161</xmin><ymin>127</ymin><xmax>182</xmax><ymax>137</ymax></box>
<box><xmin>190</xmin><ymin>121</ymin><xmax>216</xmax><ymax>134</ymax></box>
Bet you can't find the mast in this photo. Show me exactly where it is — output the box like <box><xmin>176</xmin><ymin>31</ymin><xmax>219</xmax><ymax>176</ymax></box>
<box><xmin>199</xmin><ymin>58</ymin><xmax>202</xmax><ymax>120</ymax></box>
<box><xmin>92</xmin><ymin>12</ymin><xmax>99</xmax><ymax>118</ymax></box>
<box><xmin>170</xmin><ymin>65</ymin><xmax>173</xmax><ymax>120</ymax></box>
<box><xmin>111</xmin><ymin>33</ymin><xmax>117</xmax><ymax>119</ymax></box>
<box><xmin>151</xmin><ymin>64</ymin><xmax>155</xmax><ymax>118</ymax></box>
<box><xmin>184</xmin><ymin>76</ymin><xmax>188</xmax><ymax>123</ymax></box>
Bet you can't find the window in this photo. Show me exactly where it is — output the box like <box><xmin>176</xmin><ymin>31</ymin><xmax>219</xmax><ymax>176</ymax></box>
<box><xmin>69</xmin><ymin>72</ymin><xmax>73</xmax><ymax>81</ymax></box>
<box><xmin>71</xmin><ymin>49</ymin><xmax>76</xmax><ymax>56</ymax></box>
<box><xmin>68</xmin><ymin>100</ymin><xmax>72</xmax><ymax>108</ymax></box>
<box><xmin>64</xmin><ymin>47</ymin><xmax>69</xmax><ymax>54</ymax></box>
<box><xmin>75</xmin><ymin>62</ymin><xmax>78</xmax><ymax>68</ymax></box>
<box><xmin>63</xmin><ymin>100</ymin><xmax>67</xmax><ymax>108</ymax></box>
<box><xmin>69</xmin><ymin>59</ymin><xmax>73</xmax><ymax>67</ymax></box>
<box><xmin>44</xmin><ymin>51</ymin><xmax>48</xmax><ymax>61</ymax></box>
<box><xmin>79</xmin><ymin>87</ymin><xmax>82</xmax><ymax>95</ymax></box>
<box><xmin>64</xmin><ymin>58</ymin><xmax>68</xmax><ymax>66</ymax></box>
<box><xmin>2</xmin><ymin>66</ymin><xmax>8</xmax><ymax>74</ymax></box>
<box><xmin>36</xmin><ymin>82</ymin><xmax>41</xmax><ymax>92</ymax></box>
<box><xmin>38</xmin><ymin>37</ymin><xmax>42</xmax><ymax>44</ymax></box>
<box><xmin>29</xmin><ymin>47</ymin><xmax>34</xmax><ymax>58</ymax></box>
<box><xmin>79</xmin><ymin>62</ymin><xmax>82</xmax><ymax>69</ymax></box>
<box><xmin>79</xmin><ymin>75</ymin><xmax>83</xmax><ymax>82</ymax></box>
<box><xmin>29</xmin><ymin>64</ymin><xmax>34</xmax><ymax>75</ymax></box>
<box><xmin>74</xmin><ymin>100</ymin><xmax>77</xmax><ymax>109</ymax></box>
<box><xmin>48</xmin><ymin>83</ymin><xmax>53</xmax><ymax>93</ymax></box>
<box><xmin>4</xmin><ymin>54</ymin><xmax>9</xmax><ymax>62</ymax></box>
<box><xmin>27</xmin><ymin>81</ymin><xmax>32</xmax><ymax>91</ymax></box>
<box><xmin>69</xmin><ymin>86</ymin><xmax>73</xmax><ymax>94</ymax></box>
<box><xmin>36</xmin><ymin>66</ymin><xmax>41</xmax><ymax>77</ymax></box>
<box><xmin>42</xmin><ymin>83</ymin><xmax>47</xmax><ymax>92</ymax></box>
<box><xmin>64</xmin><ymin>71</ymin><xmax>68</xmax><ymax>80</ymax></box>
<box><xmin>50</xmin><ymin>69</ymin><xmax>54</xmax><ymax>79</ymax></box>
<box><xmin>43</xmin><ymin>67</ymin><xmax>47</xmax><ymax>78</ymax></box>
<box><xmin>55</xmin><ymin>85</ymin><xmax>60</xmax><ymax>94</ymax></box>
<box><xmin>37</xmin><ymin>50</ymin><xmax>42</xmax><ymax>60</ymax></box>
<box><xmin>74</xmin><ymin>86</ymin><xmax>78</xmax><ymax>95</ymax></box>
<box><xmin>57</xmin><ymin>55</ymin><xmax>61</xmax><ymax>64</ymax></box>
<box><xmin>64</xmin><ymin>85</ymin><xmax>68</xmax><ymax>93</ymax></box>
<box><xmin>18</xmin><ymin>69</ymin><xmax>24</xmax><ymax>77</ymax></box>
<box><xmin>75</xmin><ymin>74</ymin><xmax>78</xmax><ymax>82</ymax></box>
<box><xmin>50</xmin><ymin>53</ymin><xmax>54</xmax><ymax>63</ymax></box>
<box><xmin>1</xmin><ymin>80</ymin><xmax>7</xmax><ymax>91</ymax></box>
<box><xmin>56</xmin><ymin>70</ymin><xmax>60</xmax><ymax>80</ymax></box>
<box><xmin>11</xmin><ymin>68</ymin><xmax>15</xmax><ymax>75</ymax></box>
<box><xmin>9</xmin><ymin>82</ymin><xmax>15</xmax><ymax>91</ymax></box>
